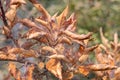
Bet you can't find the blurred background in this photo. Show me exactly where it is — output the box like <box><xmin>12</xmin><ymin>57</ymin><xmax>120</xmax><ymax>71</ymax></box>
<box><xmin>0</xmin><ymin>0</ymin><xmax>120</xmax><ymax>80</ymax></box>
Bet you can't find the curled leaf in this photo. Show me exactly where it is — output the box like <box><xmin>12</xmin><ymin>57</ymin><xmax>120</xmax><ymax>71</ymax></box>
<box><xmin>87</xmin><ymin>64</ymin><xmax>117</xmax><ymax>71</ymax></box>
<box><xmin>48</xmin><ymin>54</ymin><xmax>69</xmax><ymax>62</ymax></box>
<box><xmin>41</xmin><ymin>46</ymin><xmax>58</xmax><ymax>54</ymax></box>
<box><xmin>62</xmin><ymin>30</ymin><xmax>92</xmax><ymax>40</ymax></box>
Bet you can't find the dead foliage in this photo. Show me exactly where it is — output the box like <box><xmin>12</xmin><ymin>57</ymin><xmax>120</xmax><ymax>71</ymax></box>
<box><xmin>0</xmin><ymin>0</ymin><xmax>119</xmax><ymax>80</ymax></box>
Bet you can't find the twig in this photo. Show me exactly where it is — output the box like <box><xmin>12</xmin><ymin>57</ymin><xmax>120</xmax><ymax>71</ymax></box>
<box><xmin>0</xmin><ymin>59</ymin><xmax>37</xmax><ymax>66</ymax></box>
<box><xmin>0</xmin><ymin>0</ymin><xmax>9</xmax><ymax>27</ymax></box>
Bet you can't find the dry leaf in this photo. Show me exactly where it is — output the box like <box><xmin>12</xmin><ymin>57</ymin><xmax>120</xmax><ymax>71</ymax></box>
<box><xmin>87</xmin><ymin>64</ymin><xmax>117</xmax><ymax>71</ymax></box>
<box><xmin>48</xmin><ymin>54</ymin><xmax>69</xmax><ymax>62</ymax></box>
<box><xmin>41</xmin><ymin>46</ymin><xmax>58</xmax><ymax>54</ymax></box>
<box><xmin>62</xmin><ymin>30</ymin><xmax>92</xmax><ymax>40</ymax></box>
<box><xmin>46</xmin><ymin>59</ymin><xmax>62</xmax><ymax>79</ymax></box>
<box><xmin>26</xmin><ymin>64</ymin><xmax>34</xmax><ymax>80</ymax></box>
<box><xmin>100</xmin><ymin>27</ymin><xmax>109</xmax><ymax>48</ymax></box>
<box><xmin>56</xmin><ymin>5</ymin><xmax>69</xmax><ymax>29</ymax></box>
<box><xmin>78</xmin><ymin>66</ymin><xmax>89</xmax><ymax>76</ymax></box>
<box><xmin>9</xmin><ymin>62</ymin><xmax>21</xmax><ymax>80</ymax></box>
<box><xmin>63</xmin><ymin>72</ymin><xmax>73</xmax><ymax>80</ymax></box>
<box><xmin>35</xmin><ymin>18</ymin><xmax>48</xmax><ymax>27</ymax></box>
<box><xmin>79</xmin><ymin>54</ymin><xmax>89</xmax><ymax>63</ymax></box>
<box><xmin>19</xmin><ymin>18</ymin><xmax>39</xmax><ymax>28</ymax></box>
<box><xmin>29</xmin><ymin>0</ymin><xmax>51</xmax><ymax>20</ymax></box>
<box><xmin>38</xmin><ymin>62</ymin><xmax>44</xmax><ymax>69</ymax></box>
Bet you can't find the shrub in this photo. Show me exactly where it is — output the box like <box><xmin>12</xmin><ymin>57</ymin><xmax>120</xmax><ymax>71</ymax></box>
<box><xmin>0</xmin><ymin>0</ymin><xmax>119</xmax><ymax>80</ymax></box>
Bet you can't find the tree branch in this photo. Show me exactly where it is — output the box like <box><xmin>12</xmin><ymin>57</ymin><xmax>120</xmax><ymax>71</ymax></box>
<box><xmin>0</xmin><ymin>0</ymin><xmax>9</xmax><ymax>27</ymax></box>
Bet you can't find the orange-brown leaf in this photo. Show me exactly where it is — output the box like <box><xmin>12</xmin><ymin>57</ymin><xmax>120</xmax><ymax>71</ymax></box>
<box><xmin>56</xmin><ymin>6</ymin><xmax>69</xmax><ymax>28</ymax></box>
<box><xmin>41</xmin><ymin>46</ymin><xmax>58</xmax><ymax>54</ymax></box>
<box><xmin>87</xmin><ymin>64</ymin><xmax>117</xmax><ymax>71</ymax></box>
<box><xmin>38</xmin><ymin>62</ymin><xmax>44</xmax><ymax>69</ymax></box>
<box><xmin>29</xmin><ymin>0</ymin><xmax>51</xmax><ymax>20</ymax></box>
<box><xmin>19</xmin><ymin>19</ymin><xmax>39</xmax><ymax>28</ymax></box>
<box><xmin>46</xmin><ymin>59</ymin><xmax>62</xmax><ymax>79</ymax></box>
<box><xmin>78</xmin><ymin>66</ymin><xmax>89</xmax><ymax>76</ymax></box>
<box><xmin>63</xmin><ymin>72</ymin><xmax>73</xmax><ymax>80</ymax></box>
<box><xmin>62</xmin><ymin>30</ymin><xmax>92</xmax><ymax>40</ymax></box>
<box><xmin>9</xmin><ymin>62</ymin><xmax>21</xmax><ymax>80</ymax></box>
<box><xmin>100</xmin><ymin>27</ymin><xmax>109</xmax><ymax>48</ymax></box>
<box><xmin>26</xmin><ymin>64</ymin><xmax>34</xmax><ymax>80</ymax></box>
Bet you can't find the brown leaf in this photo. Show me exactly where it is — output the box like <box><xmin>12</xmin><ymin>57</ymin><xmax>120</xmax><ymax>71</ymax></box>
<box><xmin>19</xmin><ymin>19</ymin><xmax>39</xmax><ymax>28</ymax></box>
<box><xmin>62</xmin><ymin>30</ymin><xmax>92</xmax><ymax>40</ymax></box>
<box><xmin>79</xmin><ymin>54</ymin><xmax>89</xmax><ymax>63</ymax></box>
<box><xmin>46</xmin><ymin>59</ymin><xmax>62</xmax><ymax>79</ymax></box>
<box><xmin>77</xmin><ymin>66</ymin><xmax>89</xmax><ymax>76</ymax></box>
<box><xmin>8</xmin><ymin>48</ymin><xmax>37</xmax><ymax>58</ymax></box>
<box><xmin>21</xmin><ymin>41</ymin><xmax>37</xmax><ymax>49</ymax></box>
<box><xmin>0</xmin><ymin>51</ymin><xmax>16</xmax><ymax>60</ymax></box>
<box><xmin>9</xmin><ymin>62</ymin><xmax>21</xmax><ymax>80</ymax></box>
<box><xmin>63</xmin><ymin>72</ymin><xmax>73</xmax><ymax>80</ymax></box>
<box><xmin>21</xmin><ymin>49</ymin><xmax>37</xmax><ymax>58</ymax></box>
<box><xmin>5</xmin><ymin>6</ymin><xmax>17</xmax><ymax>22</ymax></box>
<box><xmin>57</xmin><ymin>36</ymin><xmax>72</xmax><ymax>45</ymax></box>
<box><xmin>38</xmin><ymin>62</ymin><xmax>44</xmax><ymax>69</ymax></box>
<box><xmin>35</xmin><ymin>18</ymin><xmax>48</xmax><ymax>27</ymax></box>
<box><xmin>2</xmin><ymin>26</ymin><xmax>11</xmax><ymax>37</ymax></box>
<box><xmin>27</xmin><ymin>31</ymin><xmax>46</xmax><ymax>39</ymax></box>
<box><xmin>26</xmin><ymin>64</ymin><xmax>34</xmax><ymax>80</ymax></box>
<box><xmin>66</xmin><ymin>20</ymin><xmax>76</xmax><ymax>31</ymax></box>
<box><xmin>100</xmin><ymin>27</ymin><xmax>109</xmax><ymax>48</ymax></box>
<box><xmin>29</xmin><ymin>0</ymin><xmax>51</xmax><ymax>20</ymax></box>
<box><xmin>10</xmin><ymin>0</ymin><xmax>26</xmax><ymax>5</ymax></box>
<box><xmin>56</xmin><ymin>5</ymin><xmax>69</xmax><ymax>28</ymax></box>
<box><xmin>87</xmin><ymin>64</ymin><xmax>117</xmax><ymax>71</ymax></box>
<box><xmin>48</xmin><ymin>54</ymin><xmax>69</xmax><ymax>62</ymax></box>
<box><xmin>41</xmin><ymin>46</ymin><xmax>58</xmax><ymax>54</ymax></box>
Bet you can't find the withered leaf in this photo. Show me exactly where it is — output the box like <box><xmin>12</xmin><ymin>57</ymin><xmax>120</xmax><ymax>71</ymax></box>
<box><xmin>46</xmin><ymin>59</ymin><xmax>62</xmax><ymax>80</ymax></box>
<box><xmin>63</xmin><ymin>72</ymin><xmax>73</xmax><ymax>80</ymax></box>
<box><xmin>26</xmin><ymin>64</ymin><xmax>34</xmax><ymax>80</ymax></box>
<box><xmin>56</xmin><ymin>6</ymin><xmax>69</xmax><ymax>28</ymax></box>
<box><xmin>35</xmin><ymin>18</ymin><xmax>48</xmax><ymax>27</ymax></box>
<box><xmin>41</xmin><ymin>46</ymin><xmax>58</xmax><ymax>54</ymax></box>
<box><xmin>62</xmin><ymin>30</ymin><xmax>92</xmax><ymax>40</ymax></box>
<box><xmin>77</xmin><ymin>66</ymin><xmax>89</xmax><ymax>76</ymax></box>
<box><xmin>48</xmin><ymin>54</ymin><xmax>69</xmax><ymax>62</ymax></box>
<box><xmin>9</xmin><ymin>62</ymin><xmax>21</xmax><ymax>80</ymax></box>
<box><xmin>79</xmin><ymin>54</ymin><xmax>89</xmax><ymax>63</ymax></box>
<box><xmin>38</xmin><ymin>62</ymin><xmax>44</xmax><ymax>69</ymax></box>
<box><xmin>87</xmin><ymin>64</ymin><xmax>117</xmax><ymax>71</ymax></box>
<box><xmin>29</xmin><ymin>0</ymin><xmax>51</xmax><ymax>20</ymax></box>
<box><xmin>0</xmin><ymin>51</ymin><xmax>16</xmax><ymax>60</ymax></box>
<box><xmin>8</xmin><ymin>48</ymin><xmax>37</xmax><ymax>58</ymax></box>
<box><xmin>100</xmin><ymin>27</ymin><xmax>109</xmax><ymax>48</ymax></box>
<box><xmin>19</xmin><ymin>19</ymin><xmax>39</xmax><ymax>28</ymax></box>
<box><xmin>10</xmin><ymin>0</ymin><xmax>26</xmax><ymax>5</ymax></box>
<box><xmin>27</xmin><ymin>31</ymin><xmax>46</xmax><ymax>39</ymax></box>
